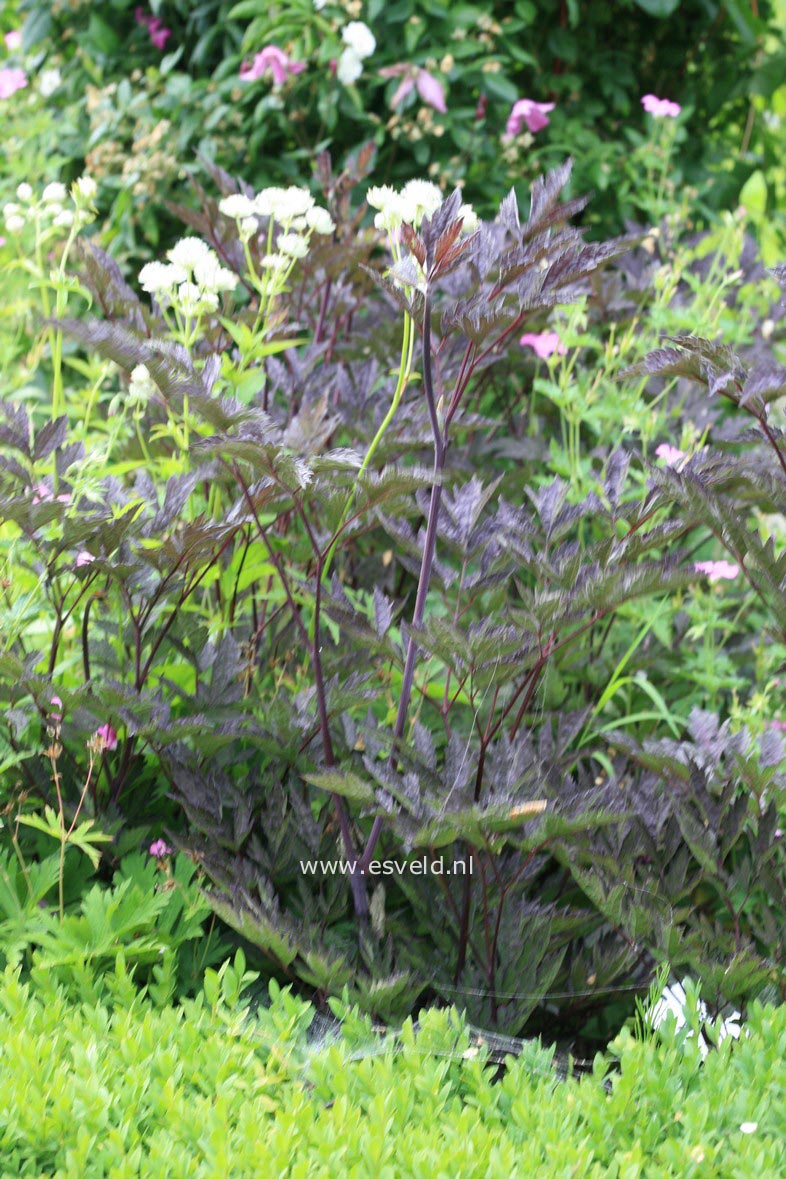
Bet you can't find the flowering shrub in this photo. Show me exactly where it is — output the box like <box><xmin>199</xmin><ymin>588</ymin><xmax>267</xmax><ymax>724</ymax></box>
<box><xmin>7</xmin><ymin>0</ymin><xmax>786</xmax><ymax>248</ymax></box>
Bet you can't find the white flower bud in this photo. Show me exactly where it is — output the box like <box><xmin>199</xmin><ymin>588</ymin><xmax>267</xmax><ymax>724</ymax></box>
<box><xmin>42</xmin><ymin>182</ymin><xmax>68</xmax><ymax>204</ymax></box>
<box><xmin>305</xmin><ymin>206</ymin><xmax>335</xmax><ymax>235</ymax></box>
<box><xmin>219</xmin><ymin>194</ymin><xmax>257</xmax><ymax>220</ymax></box>
<box><xmin>277</xmin><ymin>233</ymin><xmax>308</xmax><ymax>258</ymax></box>
<box><xmin>16</xmin><ymin>183</ymin><xmax>33</xmax><ymax>202</ymax></box>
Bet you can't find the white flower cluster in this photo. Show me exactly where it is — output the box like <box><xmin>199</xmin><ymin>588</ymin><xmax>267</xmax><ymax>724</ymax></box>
<box><xmin>138</xmin><ymin>237</ymin><xmax>238</xmax><ymax>316</ymax></box>
<box><xmin>218</xmin><ymin>184</ymin><xmax>335</xmax><ymax>288</ymax></box>
<box><xmin>128</xmin><ymin>363</ymin><xmax>158</xmax><ymax>406</ymax></box>
<box><xmin>2</xmin><ymin>175</ymin><xmax>98</xmax><ymax>235</ymax></box>
<box><xmin>338</xmin><ymin>20</ymin><xmax>375</xmax><ymax>86</ymax></box>
<box><xmin>367</xmin><ymin>179</ymin><xmax>478</xmax><ymax>234</ymax></box>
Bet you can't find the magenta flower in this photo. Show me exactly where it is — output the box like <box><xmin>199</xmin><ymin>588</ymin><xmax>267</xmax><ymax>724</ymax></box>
<box><xmin>694</xmin><ymin>559</ymin><xmax>739</xmax><ymax>583</ymax></box>
<box><xmin>149</xmin><ymin>838</ymin><xmax>173</xmax><ymax>858</ymax></box>
<box><xmin>240</xmin><ymin>45</ymin><xmax>306</xmax><ymax>85</ymax></box>
<box><xmin>134</xmin><ymin>8</ymin><xmax>171</xmax><ymax>51</ymax></box>
<box><xmin>641</xmin><ymin>94</ymin><xmax>681</xmax><ymax>119</ymax></box>
<box><xmin>655</xmin><ymin>443</ymin><xmax>685</xmax><ymax>466</ymax></box>
<box><xmin>50</xmin><ymin>695</ymin><xmax>63</xmax><ymax>721</ymax></box>
<box><xmin>148</xmin><ymin>19</ymin><xmax>171</xmax><ymax>50</ymax></box>
<box><xmin>379</xmin><ymin>63</ymin><xmax>447</xmax><ymax>114</ymax></box>
<box><xmin>772</xmin><ymin>721</ymin><xmax>786</xmax><ymax>732</ymax></box>
<box><xmin>520</xmin><ymin>331</ymin><xmax>567</xmax><ymax>359</ymax></box>
<box><xmin>95</xmin><ymin>723</ymin><xmax>118</xmax><ymax>751</ymax></box>
<box><xmin>0</xmin><ymin>66</ymin><xmax>27</xmax><ymax>99</ymax></box>
<box><xmin>4</xmin><ymin>30</ymin><xmax>22</xmax><ymax>51</ymax></box>
<box><xmin>505</xmin><ymin>98</ymin><xmax>555</xmax><ymax>139</ymax></box>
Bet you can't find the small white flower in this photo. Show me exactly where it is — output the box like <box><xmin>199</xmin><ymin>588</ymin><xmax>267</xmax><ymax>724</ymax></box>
<box><xmin>337</xmin><ymin>48</ymin><xmax>363</xmax><ymax>86</ymax></box>
<box><xmin>400</xmin><ymin>179</ymin><xmax>443</xmax><ymax>227</ymax></box>
<box><xmin>255</xmin><ymin>186</ymin><xmax>315</xmax><ymax>222</ymax></box>
<box><xmin>277</xmin><ymin>233</ymin><xmax>308</xmax><ymax>259</ymax></box>
<box><xmin>42</xmin><ymin>182</ymin><xmax>67</xmax><ymax>204</ymax></box>
<box><xmin>219</xmin><ymin>193</ymin><xmax>257</xmax><ymax>220</ymax></box>
<box><xmin>167</xmin><ymin>237</ymin><xmax>212</xmax><ymax>271</ymax></box>
<box><xmin>128</xmin><ymin>363</ymin><xmax>157</xmax><ymax>404</ymax></box>
<box><xmin>239</xmin><ymin>216</ymin><xmax>258</xmax><ymax>243</ymax></box>
<box><xmin>72</xmin><ymin>175</ymin><xmax>98</xmax><ymax>204</ymax></box>
<box><xmin>4</xmin><ymin>213</ymin><xmax>25</xmax><ymax>233</ymax></box>
<box><xmin>305</xmin><ymin>206</ymin><xmax>335</xmax><ymax>235</ymax></box>
<box><xmin>261</xmin><ymin>254</ymin><xmax>288</xmax><ymax>272</ymax></box>
<box><xmin>53</xmin><ymin>209</ymin><xmax>74</xmax><ymax>228</ymax></box>
<box><xmin>740</xmin><ymin>1122</ymin><xmax>758</xmax><ymax>1134</ymax></box>
<box><xmin>342</xmin><ymin>21</ymin><xmax>375</xmax><ymax>59</ymax></box>
<box><xmin>313</xmin><ymin>0</ymin><xmax>327</xmax><ymax>8</ymax></box>
<box><xmin>138</xmin><ymin>260</ymin><xmax>187</xmax><ymax>294</ymax></box>
<box><xmin>176</xmin><ymin>281</ymin><xmax>218</xmax><ymax>316</ymax></box>
<box><xmin>38</xmin><ymin>68</ymin><xmax>61</xmax><ymax>97</ymax></box>
<box><xmin>16</xmin><ymin>182</ymin><xmax>33</xmax><ymax>202</ymax></box>
<box><xmin>193</xmin><ymin>253</ymin><xmax>238</xmax><ymax>293</ymax></box>
<box><xmin>3</xmin><ymin>202</ymin><xmax>20</xmax><ymax>218</ymax></box>
<box><xmin>459</xmin><ymin>203</ymin><xmax>478</xmax><ymax>233</ymax></box>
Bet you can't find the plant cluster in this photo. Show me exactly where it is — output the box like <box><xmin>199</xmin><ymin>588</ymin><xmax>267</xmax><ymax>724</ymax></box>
<box><xmin>3</xmin><ymin>0</ymin><xmax>786</xmax><ymax>252</ymax></box>
<box><xmin>1</xmin><ymin>132</ymin><xmax>786</xmax><ymax>1044</ymax></box>
<box><xmin>1</xmin><ymin>964</ymin><xmax>786</xmax><ymax>1175</ymax></box>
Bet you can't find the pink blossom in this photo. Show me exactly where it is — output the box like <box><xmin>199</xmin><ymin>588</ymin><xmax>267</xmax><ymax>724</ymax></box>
<box><xmin>4</xmin><ymin>30</ymin><xmax>22</xmax><ymax>51</ymax></box>
<box><xmin>655</xmin><ymin>443</ymin><xmax>685</xmax><ymax>466</ymax></box>
<box><xmin>520</xmin><ymin>331</ymin><xmax>567</xmax><ymax>359</ymax></box>
<box><xmin>75</xmin><ymin>551</ymin><xmax>95</xmax><ymax>567</ymax></box>
<box><xmin>641</xmin><ymin>94</ymin><xmax>681</xmax><ymax>119</ymax></box>
<box><xmin>135</xmin><ymin>8</ymin><xmax>172</xmax><ymax>51</ymax></box>
<box><xmin>95</xmin><ymin>723</ymin><xmax>118</xmax><ymax>751</ymax></box>
<box><xmin>148</xmin><ymin>19</ymin><xmax>171</xmax><ymax>50</ymax></box>
<box><xmin>30</xmin><ymin>481</ymin><xmax>70</xmax><ymax>505</ymax></box>
<box><xmin>0</xmin><ymin>66</ymin><xmax>27</xmax><ymax>99</ymax></box>
<box><xmin>149</xmin><ymin>838</ymin><xmax>173</xmax><ymax>858</ymax></box>
<box><xmin>380</xmin><ymin>63</ymin><xmax>446</xmax><ymax>113</ymax></box>
<box><xmin>50</xmin><ymin>695</ymin><xmax>63</xmax><ymax>721</ymax></box>
<box><xmin>694</xmin><ymin>559</ymin><xmax>739</xmax><ymax>583</ymax></box>
<box><xmin>771</xmin><ymin>721</ymin><xmax>786</xmax><ymax>732</ymax></box>
<box><xmin>505</xmin><ymin>98</ymin><xmax>555</xmax><ymax>139</ymax></box>
<box><xmin>240</xmin><ymin>45</ymin><xmax>306</xmax><ymax>85</ymax></box>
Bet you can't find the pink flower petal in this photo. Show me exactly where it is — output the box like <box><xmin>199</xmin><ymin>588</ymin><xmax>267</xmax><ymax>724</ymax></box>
<box><xmin>95</xmin><ymin>723</ymin><xmax>118</xmax><ymax>750</ymax></box>
<box><xmin>520</xmin><ymin>331</ymin><xmax>566</xmax><ymax>359</ymax></box>
<box><xmin>655</xmin><ymin>443</ymin><xmax>685</xmax><ymax>466</ymax></box>
<box><xmin>641</xmin><ymin>93</ymin><xmax>681</xmax><ymax>118</ymax></box>
<box><xmin>4</xmin><ymin>30</ymin><xmax>22</xmax><ymax>50</ymax></box>
<box><xmin>694</xmin><ymin>560</ymin><xmax>739</xmax><ymax>583</ymax></box>
<box><xmin>0</xmin><ymin>66</ymin><xmax>27</xmax><ymax>99</ymax></box>
<box><xmin>416</xmin><ymin>69</ymin><xmax>446</xmax><ymax>113</ymax></box>
<box><xmin>389</xmin><ymin>74</ymin><xmax>416</xmax><ymax>108</ymax></box>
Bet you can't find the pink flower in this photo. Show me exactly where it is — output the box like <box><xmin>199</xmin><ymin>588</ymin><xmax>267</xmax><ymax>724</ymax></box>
<box><xmin>134</xmin><ymin>8</ymin><xmax>172</xmax><ymax>51</ymax></box>
<box><xmin>379</xmin><ymin>63</ymin><xmax>447</xmax><ymax>113</ymax></box>
<box><xmin>239</xmin><ymin>45</ymin><xmax>306</xmax><ymax>85</ymax></box>
<box><xmin>4</xmin><ymin>30</ymin><xmax>22</xmax><ymax>51</ymax></box>
<box><xmin>505</xmin><ymin>98</ymin><xmax>555</xmax><ymax>139</ymax></box>
<box><xmin>641</xmin><ymin>94</ymin><xmax>681</xmax><ymax>119</ymax></box>
<box><xmin>148</xmin><ymin>19</ymin><xmax>171</xmax><ymax>50</ymax></box>
<box><xmin>50</xmin><ymin>695</ymin><xmax>63</xmax><ymax>721</ymax></box>
<box><xmin>655</xmin><ymin>443</ymin><xmax>685</xmax><ymax>466</ymax></box>
<box><xmin>75</xmin><ymin>551</ymin><xmax>95</xmax><ymax>567</ymax></box>
<box><xmin>149</xmin><ymin>838</ymin><xmax>173</xmax><ymax>858</ymax></box>
<box><xmin>694</xmin><ymin>559</ymin><xmax>739</xmax><ymax>583</ymax></box>
<box><xmin>30</xmin><ymin>481</ymin><xmax>71</xmax><ymax>505</ymax></box>
<box><xmin>520</xmin><ymin>331</ymin><xmax>567</xmax><ymax>359</ymax></box>
<box><xmin>771</xmin><ymin>721</ymin><xmax>786</xmax><ymax>732</ymax></box>
<box><xmin>0</xmin><ymin>66</ymin><xmax>27</xmax><ymax>99</ymax></box>
<box><xmin>95</xmin><ymin>723</ymin><xmax>118</xmax><ymax>751</ymax></box>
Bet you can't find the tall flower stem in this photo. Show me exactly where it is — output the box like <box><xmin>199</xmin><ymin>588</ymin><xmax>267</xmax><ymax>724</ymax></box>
<box><xmin>360</xmin><ymin>289</ymin><xmax>445</xmax><ymax>870</ymax></box>
<box><xmin>322</xmin><ymin>309</ymin><xmax>415</xmax><ymax>583</ymax></box>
